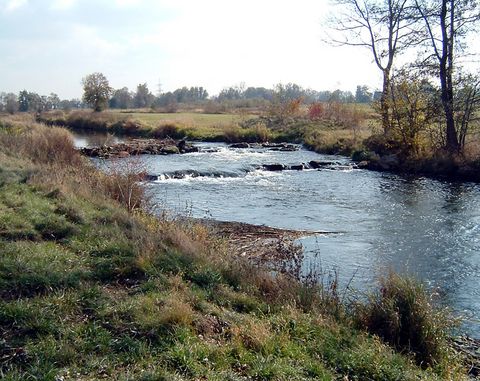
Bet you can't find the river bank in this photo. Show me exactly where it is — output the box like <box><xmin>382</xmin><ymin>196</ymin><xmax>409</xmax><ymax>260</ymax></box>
<box><xmin>0</xmin><ymin>115</ymin><xmax>473</xmax><ymax>379</ymax></box>
<box><xmin>38</xmin><ymin>110</ymin><xmax>480</xmax><ymax>183</ymax></box>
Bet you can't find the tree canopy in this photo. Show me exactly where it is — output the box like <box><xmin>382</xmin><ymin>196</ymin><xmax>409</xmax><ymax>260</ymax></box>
<box><xmin>82</xmin><ymin>72</ymin><xmax>112</xmax><ymax>112</ymax></box>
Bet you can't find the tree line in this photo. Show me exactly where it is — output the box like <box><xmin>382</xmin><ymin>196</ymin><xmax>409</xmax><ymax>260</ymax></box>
<box><xmin>0</xmin><ymin>79</ymin><xmax>377</xmax><ymax>115</ymax></box>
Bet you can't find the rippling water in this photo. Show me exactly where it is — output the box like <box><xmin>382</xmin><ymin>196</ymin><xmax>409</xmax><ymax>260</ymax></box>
<box><xmin>84</xmin><ymin>138</ymin><xmax>480</xmax><ymax>337</ymax></box>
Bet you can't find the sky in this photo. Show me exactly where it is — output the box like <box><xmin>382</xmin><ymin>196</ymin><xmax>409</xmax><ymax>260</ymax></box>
<box><xmin>0</xmin><ymin>0</ymin><xmax>476</xmax><ymax>99</ymax></box>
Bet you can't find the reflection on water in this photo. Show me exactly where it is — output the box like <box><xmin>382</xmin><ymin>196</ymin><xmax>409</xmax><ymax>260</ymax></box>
<box><xmin>72</xmin><ymin>131</ymin><xmax>124</xmax><ymax>148</ymax></box>
<box><xmin>83</xmin><ymin>137</ymin><xmax>480</xmax><ymax>337</ymax></box>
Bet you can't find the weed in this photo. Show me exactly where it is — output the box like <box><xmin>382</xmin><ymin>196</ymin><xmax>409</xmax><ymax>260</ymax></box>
<box><xmin>355</xmin><ymin>272</ymin><xmax>455</xmax><ymax>367</ymax></box>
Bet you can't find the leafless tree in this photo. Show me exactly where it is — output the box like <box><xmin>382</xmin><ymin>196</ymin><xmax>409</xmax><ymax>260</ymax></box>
<box><xmin>414</xmin><ymin>0</ymin><xmax>480</xmax><ymax>153</ymax></box>
<box><xmin>328</xmin><ymin>0</ymin><xmax>419</xmax><ymax>133</ymax></box>
<box><xmin>454</xmin><ymin>74</ymin><xmax>480</xmax><ymax>149</ymax></box>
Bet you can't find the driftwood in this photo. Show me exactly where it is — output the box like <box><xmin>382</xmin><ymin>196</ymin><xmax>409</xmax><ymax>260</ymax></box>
<box><xmin>199</xmin><ymin>219</ymin><xmax>341</xmax><ymax>279</ymax></box>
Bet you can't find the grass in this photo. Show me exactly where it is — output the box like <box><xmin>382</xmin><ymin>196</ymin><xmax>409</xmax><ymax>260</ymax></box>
<box><xmin>354</xmin><ymin>272</ymin><xmax>456</xmax><ymax>368</ymax></box>
<box><xmin>37</xmin><ymin>110</ymin><xmax>261</xmax><ymax>142</ymax></box>
<box><xmin>0</xmin><ymin>116</ymin><xmax>467</xmax><ymax>380</ymax></box>
<box><xmin>36</xmin><ymin>106</ymin><xmax>377</xmax><ymax>148</ymax></box>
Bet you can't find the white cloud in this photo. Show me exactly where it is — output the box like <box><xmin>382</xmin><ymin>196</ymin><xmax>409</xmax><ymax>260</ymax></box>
<box><xmin>114</xmin><ymin>0</ymin><xmax>142</xmax><ymax>7</ymax></box>
<box><xmin>50</xmin><ymin>0</ymin><xmax>77</xmax><ymax>10</ymax></box>
<box><xmin>3</xmin><ymin>0</ymin><xmax>27</xmax><ymax>12</ymax></box>
<box><xmin>71</xmin><ymin>24</ymin><xmax>125</xmax><ymax>57</ymax></box>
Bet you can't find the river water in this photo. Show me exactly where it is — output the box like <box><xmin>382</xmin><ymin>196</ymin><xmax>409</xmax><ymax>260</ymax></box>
<box><xmin>76</xmin><ymin>136</ymin><xmax>480</xmax><ymax>337</ymax></box>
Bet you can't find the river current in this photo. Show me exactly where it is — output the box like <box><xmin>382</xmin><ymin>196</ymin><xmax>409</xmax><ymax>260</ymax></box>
<box><xmin>75</xmin><ymin>134</ymin><xmax>480</xmax><ymax>337</ymax></box>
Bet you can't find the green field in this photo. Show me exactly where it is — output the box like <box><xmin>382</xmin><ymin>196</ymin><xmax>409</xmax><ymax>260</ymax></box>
<box><xmin>115</xmin><ymin>111</ymin><xmax>252</xmax><ymax>129</ymax></box>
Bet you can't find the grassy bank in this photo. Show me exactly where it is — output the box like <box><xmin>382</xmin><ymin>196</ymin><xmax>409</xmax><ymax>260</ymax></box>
<box><xmin>36</xmin><ymin>110</ymin><xmax>282</xmax><ymax>143</ymax></box>
<box><xmin>0</xmin><ymin>117</ymin><xmax>467</xmax><ymax>379</ymax></box>
<box><xmin>36</xmin><ymin>108</ymin><xmax>373</xmax><ymax>147</ymax></box>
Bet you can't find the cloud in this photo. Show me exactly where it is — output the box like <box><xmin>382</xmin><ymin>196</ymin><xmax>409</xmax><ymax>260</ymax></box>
<box><xmin>114</xmin><ymin>0</ymin><xmax>143</xmax><ymax>7</ymax></box>
<box><xmin>3</xmin><ymin>0</ymin><xmax>27</xmax><ymax>12</ymax></box>
<box><xmin>71</xmin><ymin>24</ymin><xmax>125</xmax><ymax>57</ymax></box>
<box><xmin>50</xmin><ymin>0</ymin><xmax>77</xmax><ymax>10</ymax></box>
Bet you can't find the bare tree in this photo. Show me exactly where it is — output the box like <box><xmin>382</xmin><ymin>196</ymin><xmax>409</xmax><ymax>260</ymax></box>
<box><xmin>414</xmin><ymin>0</ymin><xmax>480</xmax><ymax>153</ymax></box>
<box><xmin>454</xmin><ymin>73</ymin><xmax>480</xmax><ymax>150</ymax></box>
<box><xmin>328</xmin><ymin>0</ymin><xmax>419</xmax><ymax>133</ymax></box>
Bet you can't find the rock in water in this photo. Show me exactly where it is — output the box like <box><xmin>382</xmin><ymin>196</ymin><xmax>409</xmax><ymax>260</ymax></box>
<box><xmin>289</xmin><ymin>164</ymin><xmax>304</xmax><ymax>171</ymax></box>
<box><xmin>262</xmin><ymin>164</ymin><xmax>285</xmax><ymax>171</ymax></box>
<box><xmin>230</xmin><ymin>142</ymin><xmax>250</xmax><ymax>148</ymax></box>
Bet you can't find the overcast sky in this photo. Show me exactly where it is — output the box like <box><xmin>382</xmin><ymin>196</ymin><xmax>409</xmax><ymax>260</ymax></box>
<box><xmin>0</xmin><ymin>0</ymin><xmax>476</xmax><ymax>99</ymax></box>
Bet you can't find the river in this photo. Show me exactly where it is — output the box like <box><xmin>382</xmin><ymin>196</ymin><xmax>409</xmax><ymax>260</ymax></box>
<box><xmin>75</xmin><ymin>135</ymin><xmax>480</xmax><ymax>337</ymax></box>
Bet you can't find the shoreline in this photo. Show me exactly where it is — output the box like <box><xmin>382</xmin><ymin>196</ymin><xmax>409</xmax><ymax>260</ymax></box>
<box><xmin>208</xmin><ymin>218</ymin><xmax>480</xmax><ymax>376</ymax></box>
<box><xmin>38</xmin><ymin>110</ymin><xmax>480</xmax><ymax>184</ymax></box>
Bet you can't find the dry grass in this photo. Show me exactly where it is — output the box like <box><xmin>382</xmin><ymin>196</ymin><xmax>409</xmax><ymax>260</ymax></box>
<box><xmin>355</xmin><ymin>272</ymin><xmax>456</xmax><ymax>367</ymax></box>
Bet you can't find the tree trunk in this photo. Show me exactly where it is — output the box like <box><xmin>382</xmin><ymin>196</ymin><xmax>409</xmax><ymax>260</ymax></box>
<box><xmin>440</xmin><ymin>67</ymin><xmax>459</xmax><ymax>152</ymax></box>
<box><xmin>381</xmin><ymin>69</ymin><xmax>392</xmax><ymax>135</ymax></box>
<box><xmin>439</xmin><ymin>0</ymin><xmax>460</xmax><ymax>153</ymax></box>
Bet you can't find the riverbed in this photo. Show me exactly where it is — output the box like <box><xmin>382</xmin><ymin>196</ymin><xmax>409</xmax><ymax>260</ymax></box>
<box><xmin>77</xmin><ymin>136</ymin><xmax>480</xmax><ymax>337</ymax></box>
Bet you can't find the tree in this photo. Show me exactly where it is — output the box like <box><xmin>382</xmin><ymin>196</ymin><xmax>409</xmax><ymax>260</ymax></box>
<box><xmin>244</xmin><ymin>87</ymin><xmax>273</xmax><ymax>101</ymax></box>
<box><xmin>133</xmin><ymin>83</ymin><xmax>154</xmax><ymax>109</ymax></box>
<box><xmin>387</xmin><ymin>70</ymin><xmax>437</xmax><ymax>153</ymax></box>
<box><xmin>355</xmin><ymin>85</ymin><xmax>373</xmax><ymax>103</ymax></box>
<box><xmin>328</xmin><ymin>0</ymin><xmax>419</xmax><ymax>133</ymax></box>
<box><xmin>48</xmin><ymin>93</ymin><xmax>61</xmax><ymax>110</ymax></box>
<box><xmin>27</xmin><ymin>92</ymin><xmax>44</xmax><ymax>112</ymax></box>
<box><xmin>82</xmin><ymin>72</ymin><xmax>112</xmax><ymax>112</ymax></box>
<box><xmin>18</xmin><ymin>90</ymin><xmax>30</xmax><ymax>112</ymax></box>
<box><xmin>453</xmin><ymin>73</ymin><xmax>480</xmax><ymax>149</ymax></box>
<box><xmin>5</xmin><ymin>93</ymin><xmax>19</xmax><ymax>114</ymax></box>
<box><xmin>414</xmin><ymin>0</ymin><xmax>480</xmax><ymax>152</ymax></box>
<box><xmin>110</xmin><ymin>87</ymin><xmax>133</xmax><ymax>109</ymax></box>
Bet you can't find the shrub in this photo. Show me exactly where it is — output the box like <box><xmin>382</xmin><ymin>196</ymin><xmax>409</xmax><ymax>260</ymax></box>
<box><xmin>355</xmin><ymin>272</ymin><xmax>454</xmax><ymax>367</ymax></box>
<box><xmin>222</xmin><ymin>125</ymin><xmax>242</xmax><ymax>143</ymax></box>
<box><xmin>21</xmin><ymin>126</ymin><xmax>82</xmax><ymax>166</ymax></box>
<box><xmin>364</xmin><ymin>134</ymin><xmax>405</xmax><ymax>156</ymax></box>
<box><xmin>66</xmin><ymin>111</ymin><xmax>110</xmax><ymax>130</ymax></box>
<box><xmin>308</xmin><ymin>102</ymin><xmax>325</xmax><ymax>120</ymax></box>
<box><xmin>243</xmin><ymin>124</ymin><xmax>271</xmax><ymax>142</ymax></box>
<box><xmin>203</xmin><ymin>100</ymin><xmax>225</xmax><ymax>114</ymax></box>
<box><xmin>101</xmin><ymin>160</ymin><xmax>148</xmax><ymax>212</ymax></box>
<box><xmin>112</xmin><ymin>119</ymin><xmax>142</xmax><ymax>135</ymax></box>
<box><xmin>153</xmin><ymin>123</ymin><xmax>185</xmax><ymax>139</ymax></box>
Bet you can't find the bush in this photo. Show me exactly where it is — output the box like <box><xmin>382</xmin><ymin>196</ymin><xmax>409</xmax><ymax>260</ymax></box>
<box><xmin>355</xmin><ymin>272</ymin><xmax>454</xmax><ymax>367</ymax></box>
<box><xmin>153</xmin><ymin>123</ymin><xmax>185</xmax><ymax>139</ymax></box>
<box><xmin>21</xmin><ymin>126</ymin><xmax>81</xmax><ymax>166</ymax></box>
<box><xmin>66</xmin><ymin>111</ymin><xmax>110</xmax><ymax>131</ymax></box>
<box><xmin>364</xmin><ymin>134</ymin><xmax>405</xmax><ymax>156</ymax></box>
<box><xmin>308</xmin><ymin>102</ymin><xmax>325</xmax><ymax>120</ymax></box>
<box><xmin>101</xmin><ymin>160</ymin><xmax>149</xmax><ymax>212</ymax></box>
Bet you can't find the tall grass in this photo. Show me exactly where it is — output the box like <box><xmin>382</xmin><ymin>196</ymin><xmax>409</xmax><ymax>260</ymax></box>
<box><xmin>355</xmin><ymin>272</ymin><xmax>456</xmax><ymax>367</ymax></box>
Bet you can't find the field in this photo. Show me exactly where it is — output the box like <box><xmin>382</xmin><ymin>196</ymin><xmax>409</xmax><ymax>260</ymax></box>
<box><xmin>37</xmin><ymin>104</ymin><xmax>376</xmax><ymax>150</ymax></box>
<box><xmin>115</xmin><ymin>111</ymin><xmax>252</xmax><ymax>129</ymax></box>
